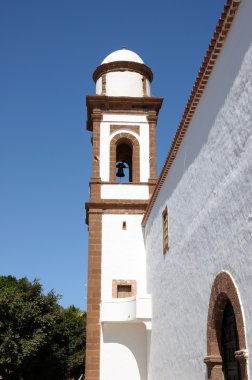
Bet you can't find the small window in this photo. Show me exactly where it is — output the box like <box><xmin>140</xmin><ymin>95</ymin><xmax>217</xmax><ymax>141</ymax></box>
<box><xmin>122</xmin><ymin>221</ymin><xmax>127</xmax><ymax>230</ymax></box>
<box><xmin>112</xmin><ymin>280</ymin><xmax>136</xmax><ymax>298</ymax></box>
<box><xmin>162</xmin><ymin>206</ymin><xmax>169</xmax><ymax>253</ymax></box>
<box><xmin>117</xmin><ymin>285</ymin><xmax>132</xmax><ymax>298</ymax></box>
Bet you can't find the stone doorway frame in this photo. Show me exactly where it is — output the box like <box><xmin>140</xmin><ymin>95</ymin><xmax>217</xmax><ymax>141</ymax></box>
<box><xmin>204</xmin><ymin>271</ymin><xmax>248</xmax><ymax>380</ymax></box>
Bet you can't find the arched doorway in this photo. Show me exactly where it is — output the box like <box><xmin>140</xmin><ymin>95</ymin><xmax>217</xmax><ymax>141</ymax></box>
<box><xmin>204</xmin><ymin>271</ymin><xmax>248</xmax><ymax>380</ymax></box>
<box><xmin>222</xmin><ymin>300</ymin><xmax>241</xmax><ymax>379</ymax></box>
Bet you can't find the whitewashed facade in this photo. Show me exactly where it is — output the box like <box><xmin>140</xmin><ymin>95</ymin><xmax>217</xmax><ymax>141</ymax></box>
<box><xmin>144</xmin><ymin>0</ymin><xmax>252</xmax><ymax>378</ymax></box>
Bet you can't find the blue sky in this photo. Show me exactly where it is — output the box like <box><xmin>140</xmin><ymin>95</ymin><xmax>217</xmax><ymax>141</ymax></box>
<box><xmin>0</xmin><ymin>0</ymin><xmax>225</xmax><ymax>310</ymax></box>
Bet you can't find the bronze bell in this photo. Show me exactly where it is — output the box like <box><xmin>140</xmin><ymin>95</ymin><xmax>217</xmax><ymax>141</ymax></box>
<box><xmin>116</xmin><ymin>162</ymin><xmax>127</xmax><ymax>177</ymax></box>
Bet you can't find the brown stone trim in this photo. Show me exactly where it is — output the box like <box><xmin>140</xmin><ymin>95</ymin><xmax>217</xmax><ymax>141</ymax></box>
<box><xmin>86</xmin><ymin>199</ymin><xmax>148</xmax><ymax>211</ymax></box>
<box><xmin>204</xmin><ymin>271</ymin><xmax>248</xmax><ymax>380</ymax></box>
<box><xmin>86</xmin><ymin>96</ymin><xmax>163</xmax><ymax>131</ymax></box>
<box><xmin>93</xmin><ymin>61</ymin><xmax>153</xmax><ymax>83</ymax></box>
<box><xmin>110</xmin><ymin>125</ymin><xmax>140</xmax><ymax>135</ymax></box>
<box><xmin>142</xmin><ymin>76</ymin><xmax>147</xmax><ymax>96</ymax></box>
<box><xmin>112</xmin><ymin>280</ymin><xmax>137</xmax><ymax>298</ymax></box>
<box><xmin>104</xmin><ymin>209</ymin><xmax>146</xmax><ymax>215</ymax></box>
<box><xmin>147</xmin><ymin>111</ymin><xmax>158</xmax><ymax>181</ymax></box>
<box><xmin>103</xmin><ymin>109</ymin><xmax>146</xmax><ymax>115</ymax></box>
<box><xmin>85</xmin><ymin>201</ymin><xmax>148</xmax><ymax>224</ymax></box>
<box><xmin>101</xmin><ymin>181</ymin><xmax>150</xmax><ymax>185</ymax></box>
<box><xmin>85</xmin><ymin>212</ymin><xmax>102</xmax><ymax>380</ymax></box>
<box><xmin>101</xmin><ymin>74</ymin><xmax>106</xmax><ymax>95</ymax></box>
<box><xmin>142</xmin><ymin>0</ymin><xmax>241</xmax><ymax>226</ymax></box>
<box><xmin>109</xmin><ymin>132</ymin><xmax>140</xmax><ymax>182</ymax></box>
<box><xmin>148</xmin><ymin>178</ymin><xmax>158</xmax><ymax>197</ymax></box>
<box><xmin>89</xmin><ymin>179</ymin><xmax>101</xmax><ymax>200</ymax></box>
<box><xmin>91</xmin><ymin>109</ymin><xmax>102</xmax><ymax>181</ymax></box>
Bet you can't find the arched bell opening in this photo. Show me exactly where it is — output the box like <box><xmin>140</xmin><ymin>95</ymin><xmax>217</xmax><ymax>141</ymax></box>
<box><xmin>110</xmin><ymin>133</ymin><xmax>140</xmax><ymax>183</ymax></box>
<box><xmin>116</xmin><ymin>142</ymin><xmax>132</xmax><ymax>182</ymax></box>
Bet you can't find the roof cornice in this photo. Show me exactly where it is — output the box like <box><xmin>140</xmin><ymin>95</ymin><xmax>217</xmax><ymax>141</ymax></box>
<box><xmin>142</xmin><ymin>0</ymin><xmax>242</xmax><ymax>226</ymax></box>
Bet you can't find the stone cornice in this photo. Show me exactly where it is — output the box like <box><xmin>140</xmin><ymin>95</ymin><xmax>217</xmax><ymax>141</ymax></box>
<box><xmin>93</xmin><ymin>61</ymin><xmax>153</xmax><ymax>83</ymax></box>
<box><xmin>86</xmin><ymin>95</ymin><xmax>163</xmax><ymax>131</ymax></box>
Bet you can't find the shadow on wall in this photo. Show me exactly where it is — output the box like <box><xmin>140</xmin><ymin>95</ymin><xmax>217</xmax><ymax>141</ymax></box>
<box><xmin>102</xmin><ymin>322</ymin><xmax>147</xmax><ymax>380</ymax></box>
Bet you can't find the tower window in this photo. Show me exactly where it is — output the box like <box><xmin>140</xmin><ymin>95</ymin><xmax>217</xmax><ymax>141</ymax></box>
<box><xmin>162</xmin><ymin>206</ymin><xmax>169</xmax><ymax>253</ymax></box>
<box><xmin>116</xmin><ymin>142</ymin><xmax>132</xmax><ymax>182</ymax></box>
<box><xmin>122</xmin><ymin>221</ymin><xmax>127</xmax><ymax>230</ymax></box>
<box><xmin>117</xmin><ymin>285</ymin><xmax>132</xmax><ymax>298</ymax></box>
<box><xmin>112</xmin><ymin>280</ymin><xmax>137</xmax><ymax>298</ymax></box>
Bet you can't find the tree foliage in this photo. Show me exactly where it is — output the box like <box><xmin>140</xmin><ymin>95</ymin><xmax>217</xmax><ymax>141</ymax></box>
<box><xmin>0</xmin><ymin>276</ymin><xmax>86</xmax><ymax>380</ymax></box>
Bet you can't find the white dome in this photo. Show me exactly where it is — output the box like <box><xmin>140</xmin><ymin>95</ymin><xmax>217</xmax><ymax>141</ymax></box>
<box><xmin>102</xmin><ymin>48</ymin><xmax>144</xmax><ymax>64</ymax></box>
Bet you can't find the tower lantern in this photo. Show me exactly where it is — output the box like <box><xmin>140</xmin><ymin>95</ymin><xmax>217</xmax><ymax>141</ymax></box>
<box><xmin>85</xmin><ymin>48</ymin><xmax>163</xmax><ymax>380</ymax></box>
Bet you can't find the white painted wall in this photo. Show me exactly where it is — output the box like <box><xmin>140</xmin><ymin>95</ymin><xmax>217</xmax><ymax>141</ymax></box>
<box><xmin>101</xmin><ymin>214</ymin><xmax>149</xmax><ymax>379</ymax></box>
<box><xmin>98</xmin><ymin>71</ymin><xmax>150</xmax><ymax>97</ymax></box>
<box><xmin>99</xmin><ymin>113</ymin><xmax>150</xmax><ymax>183</ymax></box>
<box><xmin>100</xmin><ymin>323</ymin><xmax>147</xmax><ymax>380</ymax></box>
<box><xmin>102</xmin><ymin>214</ymin><xmax>146</xmax><ymax>299</ymax></box>
<box><xmin>101</xmin><ymin>184</ymin><xmax>149</xmax><ymax>199</ymax></box>
<box><xmin>100</xmin><ymin>295</ymin><xmax>151</xmax><ymax>322</ymax></box>
<box><xmin>96</xmin><ymin>76</ymin><xmax>102</xmax><ymax>95</ymax></box>
<box><xmin>144</xmin><ymin>1</ymin><xmax>252</xmax><ymax>379</ymax></box>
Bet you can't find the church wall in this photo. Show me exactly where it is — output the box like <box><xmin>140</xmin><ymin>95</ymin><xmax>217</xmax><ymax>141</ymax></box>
<box><xmin>144</xmin><ymin>0</ymin><xmax>252</xmax><ymax>379</ymax></box>
<box><xmin>99</xmin><ymin>114</ymin><xmax>150</xmax><ymax>182</ymax></box>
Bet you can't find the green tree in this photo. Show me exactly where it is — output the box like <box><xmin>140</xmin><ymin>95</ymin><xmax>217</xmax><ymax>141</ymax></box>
<box><xmin>0</xmin><ymin>276</ymin><xmax>86</xmax><ymax>380</ymax></box>
<box><xmin>58</xmin><ymin>306</ymin><xmax>86</xmax><ymax>379</ymax></box>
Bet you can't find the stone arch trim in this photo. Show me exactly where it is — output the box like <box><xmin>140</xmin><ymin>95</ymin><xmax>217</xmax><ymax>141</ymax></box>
<box><xmin>110</xmin><ymin>132</ymin><xmax>140</xmax><ymax>182</ymax></box>
<box><xmin>204</xmin><ymin>271</ymin><xmax>248</xmax><ymax>380</ymax></box>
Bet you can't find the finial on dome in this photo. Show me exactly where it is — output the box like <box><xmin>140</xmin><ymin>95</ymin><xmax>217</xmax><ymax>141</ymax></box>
<box><xmin>121</xmin><ymin>46</ymin><xmax>127</xmax><ymax>50</ymax></box>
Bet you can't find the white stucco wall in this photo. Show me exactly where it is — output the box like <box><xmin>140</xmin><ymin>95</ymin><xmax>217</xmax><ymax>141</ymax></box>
<box><xmin>144</xmin><ymin>1</ymin><xmax>252</xmax><ymax>379</ymax></box>
<box><xmin>96</xmin><ymin>76</ymin><xmax>102</xmax><ymax>95</ymax></box>
<box><xmin>101</xmin><ymin>184</ymin><xmax>149</xmax><ymax>199</ymax></box>
<box><xmin>101</xmin><ymin>71</ymin><xmax>150</xmax><ymax>97</ymax></box>
<box><xmin>102</xmin><ymin>214</ymin><xmax>147</xmax><ymax>299</ymax></box>
<box><xmin>100</xmin><ymin>323</ymin><xmax>147</xmax><ymax>380</ymax></box>
<box><xmin>101</xmin><ymin>214</ymin><xmax>149</xmax><ymax>379</ymax></box>
<box><xmin>99</xmin><ymin>113</ymin><xmax>150</xmax><ymax>183</ymax></box>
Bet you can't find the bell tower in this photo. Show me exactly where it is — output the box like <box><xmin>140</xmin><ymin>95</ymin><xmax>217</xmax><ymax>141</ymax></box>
<box><xmin>85</xmin><ymin>48</ymin><xmax>162</xmax><ymax>380</ymax></box>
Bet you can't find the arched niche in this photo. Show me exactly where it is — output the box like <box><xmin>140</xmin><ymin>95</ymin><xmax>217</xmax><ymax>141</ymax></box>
<box><xmin>110</xmin><ymin>132</ymin><xmax>140</xmax><ymax>182</ymax></box>
<box><xmin>204</xmin><ymin>271</ymin><xmax>248</xmax><ymax>380</ymax></box>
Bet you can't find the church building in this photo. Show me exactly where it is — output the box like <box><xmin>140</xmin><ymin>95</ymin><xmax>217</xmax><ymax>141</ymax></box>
<box><xmin>85</xmin><ymin>0</ymin><xmax>252</xmax><ymax>379</ymax></box>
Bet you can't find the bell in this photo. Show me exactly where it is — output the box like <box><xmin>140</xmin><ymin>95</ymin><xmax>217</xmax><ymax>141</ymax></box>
<box><xmin>116</xmin><ymin>162</ymin><xmax>127</xmax><ymax>178</ymax></box>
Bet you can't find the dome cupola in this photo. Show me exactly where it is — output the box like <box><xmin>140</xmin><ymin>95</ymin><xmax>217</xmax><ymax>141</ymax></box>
<box><xmin>93</xmin><ymin>48</ymin><xmax>153</xmax><ymax>97</ymax></box>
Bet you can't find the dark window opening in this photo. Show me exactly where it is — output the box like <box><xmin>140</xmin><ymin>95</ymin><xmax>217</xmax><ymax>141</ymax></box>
<box><xmin>221</xmin><ymin>300</ymin><xmax>241</xmax><ymax>380</ymax></box>
<box><xmin>117</xmin><ymin>285</ymin><xmax>132</xmax><ymax>298</ymax></box>
<box><xmin>116</xmin><ymin>142</ymin><xmax>132</xmax><ymax>182</ymax></box>
<box><xmin>122</xmin><ymin>221</ymin><xmax>127</xmax><ymax>230</ymax></box>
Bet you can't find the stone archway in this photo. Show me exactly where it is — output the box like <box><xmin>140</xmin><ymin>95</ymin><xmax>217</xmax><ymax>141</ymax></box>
<box><xmin>204</xmin><ymin>271</ymin><xmax>248</xmax><ymax>380</ymax></box>
<box><xmin>110</xmin><ymin>132</ymin><xmax>140</xmax><ymax>182</ymax></box>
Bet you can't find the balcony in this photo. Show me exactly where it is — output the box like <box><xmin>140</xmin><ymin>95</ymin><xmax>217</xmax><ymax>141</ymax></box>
<box><xmin>100</xmin><ymin>294</ymin><xmax>152</xmax><ymax>323</ymax></box>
